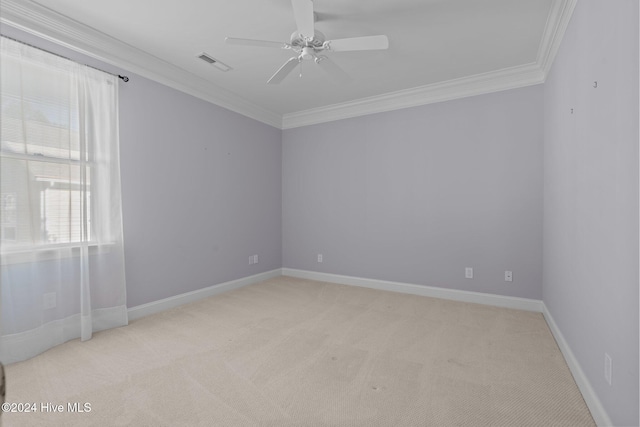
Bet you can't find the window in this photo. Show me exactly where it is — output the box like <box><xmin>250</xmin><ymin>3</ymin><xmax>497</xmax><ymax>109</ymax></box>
<box><xmin>0</xmin><ymin>37</ymin><xmax>117</xmax><ymax>253</ymax></box>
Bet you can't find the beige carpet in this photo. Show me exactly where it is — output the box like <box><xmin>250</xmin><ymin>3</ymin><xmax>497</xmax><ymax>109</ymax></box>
<box><xmin>3</xmin><ymin>276</ymin><xmax>594</xmax><ymax>426</ymax></box>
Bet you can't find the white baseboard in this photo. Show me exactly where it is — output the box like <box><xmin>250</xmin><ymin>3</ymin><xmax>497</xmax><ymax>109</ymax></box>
<box><xmin>127</xmin><ymin>269</ymin><xmax>281</xmax><ymax>321</ymax></box>
<box><xmin>281</xmin><ymin>268</ymin><xmax>544</xmax><ymax>312</ymax></box>
<box><xmin>542</xmin><ymin>305</ymin><xmax>613</xmax><ymax>427</ymax></box>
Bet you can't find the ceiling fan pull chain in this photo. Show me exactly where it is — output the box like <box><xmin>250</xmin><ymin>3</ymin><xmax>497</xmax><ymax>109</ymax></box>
<box><xmin>299</xmin><ymin>61</ymin><xmax>303</xmax><ymax>78</ymax></box>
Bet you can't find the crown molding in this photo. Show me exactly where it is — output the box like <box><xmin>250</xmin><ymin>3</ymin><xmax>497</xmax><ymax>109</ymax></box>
<box><xmin>282</xmin><ymin>63</ymin><xmax>544</xmax><ymax>129</ymax></box>
<box><xmin>0</xmin><ymin>0</ymin><xmax>282</xmax><ymax>129</ymax></box>
<box><xmin>536</xmin><ymin>0</ymin><xmax>578</xmax><ymax>78</ymax></box>
<box><xmin>281</xmin><ymin>0</ymin><xmax>576</xmax><ymax>129</ymax></box>
<box><xmin>1</xmin><ymin>0</ymin><xmax>575</xmax><ymax>130</ymax></box>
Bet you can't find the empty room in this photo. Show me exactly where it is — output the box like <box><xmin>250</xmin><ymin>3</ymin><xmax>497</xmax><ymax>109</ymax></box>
<box><xmin>0</xmin><ymin>0</ymin><xmax>638</xmax><ymax>426</ymax></box>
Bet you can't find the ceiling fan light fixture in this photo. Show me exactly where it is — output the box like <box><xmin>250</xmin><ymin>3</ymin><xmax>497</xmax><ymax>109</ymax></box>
<box><xmin>300</xmin><ymin>47</ymin><xmax>315</xmax><ymax>60</ymax></box>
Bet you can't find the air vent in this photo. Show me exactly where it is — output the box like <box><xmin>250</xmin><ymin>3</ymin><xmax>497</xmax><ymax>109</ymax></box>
<box><xmin>197</xmin><ymin>53</ymin><xmax>232</xmax><ymax>72</ymax></box>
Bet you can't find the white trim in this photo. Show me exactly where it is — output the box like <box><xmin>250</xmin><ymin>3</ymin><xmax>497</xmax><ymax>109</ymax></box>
<box><xmin>0</xmin><ymin>0</ymin><xmax>282</xmax><ymax>129</ymax></box>
<box><xmin>0</xmin><ymin>0</ymin><xmax>576</xmax><ymax>130</ymax></box>
<box><xmin>127</xmin><ymin>269</ymin><xmax>281</xmax><ymax>321</ymax></box>
<box><xmin>282</xmin><ymin>63</ymin><xmax>544</xmax><ymax>129</ymax></box>
<box><xmin>282</xmin><ymin>268</ymin><xmax>543</xmax><ymax>312</ymax></box>
<box><xmin>542</xmin><ymin>304</ymin><xmax>613</xmax><ymax>427</ymax></box>
<box><xmin>537</xmin><ymin>0</ymin><xmax>578</xmax><ymax>78</ymax></box>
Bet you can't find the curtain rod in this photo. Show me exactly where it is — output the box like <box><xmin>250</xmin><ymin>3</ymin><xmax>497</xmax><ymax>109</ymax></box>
<box><xmin>1</xmin><ymin>34</ymin><xmax>130</xmax><ymax>82</ymax></box>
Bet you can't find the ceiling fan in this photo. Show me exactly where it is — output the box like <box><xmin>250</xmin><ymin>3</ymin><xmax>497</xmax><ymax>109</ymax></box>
<box><xmin>225</xmin><ymin>0</ymin><xmax>389</xmax><ymax>84</ymax></box>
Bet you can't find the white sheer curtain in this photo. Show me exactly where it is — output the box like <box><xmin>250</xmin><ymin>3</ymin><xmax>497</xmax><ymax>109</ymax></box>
<box><xmin>0</xmin><ymin>36</ymin><xmax>128</xmax><ymax>364</ymax></box>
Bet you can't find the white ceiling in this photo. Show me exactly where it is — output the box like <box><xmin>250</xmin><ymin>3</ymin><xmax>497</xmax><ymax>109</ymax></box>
<box><xmin>0</xmin><ymin>0</ymin><xmax>576</xmax><ymax>128</ymax></box>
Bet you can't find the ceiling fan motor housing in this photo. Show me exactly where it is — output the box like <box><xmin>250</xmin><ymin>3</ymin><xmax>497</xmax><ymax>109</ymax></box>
<box><xmin>290</xmin><ymin>30</ymin><xmax>325</xmax><ymax>49</ymax></box>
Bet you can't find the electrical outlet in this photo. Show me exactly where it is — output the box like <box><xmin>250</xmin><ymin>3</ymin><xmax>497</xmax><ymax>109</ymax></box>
<box><xmin>248</xmin><ymin>256</ymin><xmax>254</xmax><ymax>265</ymax></box>
<box><xmin>604</xmin><ymin>353</ymin><xmax>612</xmax><ymax>385</ymax></box>
<box><xmin>504</xmin><ymin>270</ymin><xmax>513</xmax><ymax>282</ymax></box>
<box><xmin>317</xmin><ymin>254</ymin><xmax>323</xmax><ymax>263</ymax></box>
<box><xmin>43</xmin><ymin>292</ymin><xmax>56</xmax><ymax>310</ymax></box>
<box><xmin>465</xmin><ymin>267</ymin><xmax>473</xmax><ymax>279</ymax></box>
<box><xmin>253</xmin><ymin>254</ymin><xmax>258</xmax><ymax>264</ymax></box>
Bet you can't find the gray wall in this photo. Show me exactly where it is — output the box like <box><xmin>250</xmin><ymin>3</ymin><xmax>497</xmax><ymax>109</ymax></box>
<box><xmin>542</xmin><ymin>1</ymin><xmax>639</xmax><ymax>425</ymax></box>
<box><xmin>119</xmin><ymin>73</ymin><xmax>282</xmax><ymax>307</ymax></box>
<box><xmin>1</xmin><ymin>26</ymin><xmax>283</xmax><ymax>308</ymax></box>
<box><xmin>283</xmin><ymin>86</ymin><xmax>544</xmax><ymax>299</ymax></box>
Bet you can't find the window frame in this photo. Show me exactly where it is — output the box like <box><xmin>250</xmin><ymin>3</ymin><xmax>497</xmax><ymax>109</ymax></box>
<box><xmin>0</xmin><ymin>148</ymin><xmax>99</xmax><ymax>255</ymax></box>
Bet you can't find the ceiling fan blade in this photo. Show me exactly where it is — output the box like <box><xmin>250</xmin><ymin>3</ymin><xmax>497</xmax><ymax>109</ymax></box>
<box><xmin>326</xmin><ymin>35</ymin><xmax>389</xmax><ymax>52</ymax></box>
<box><xmin>316</xmin><ymin>56</ymin><xmax>350</xmax><ymax>83</ymax></box>
<box><xmin>268</xmin><ymin>57</ymin><xmax>300</xmax><ymax>84</ymax></box>
<box><xmin>291</xmin><ymin>0</ymin><xmax>315</xmax><ymax>39</ymax></box>
<box><xmin>225</xmin><ymin>37</ymin><xmax>290</xmax><ymax>49</ymax></box>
